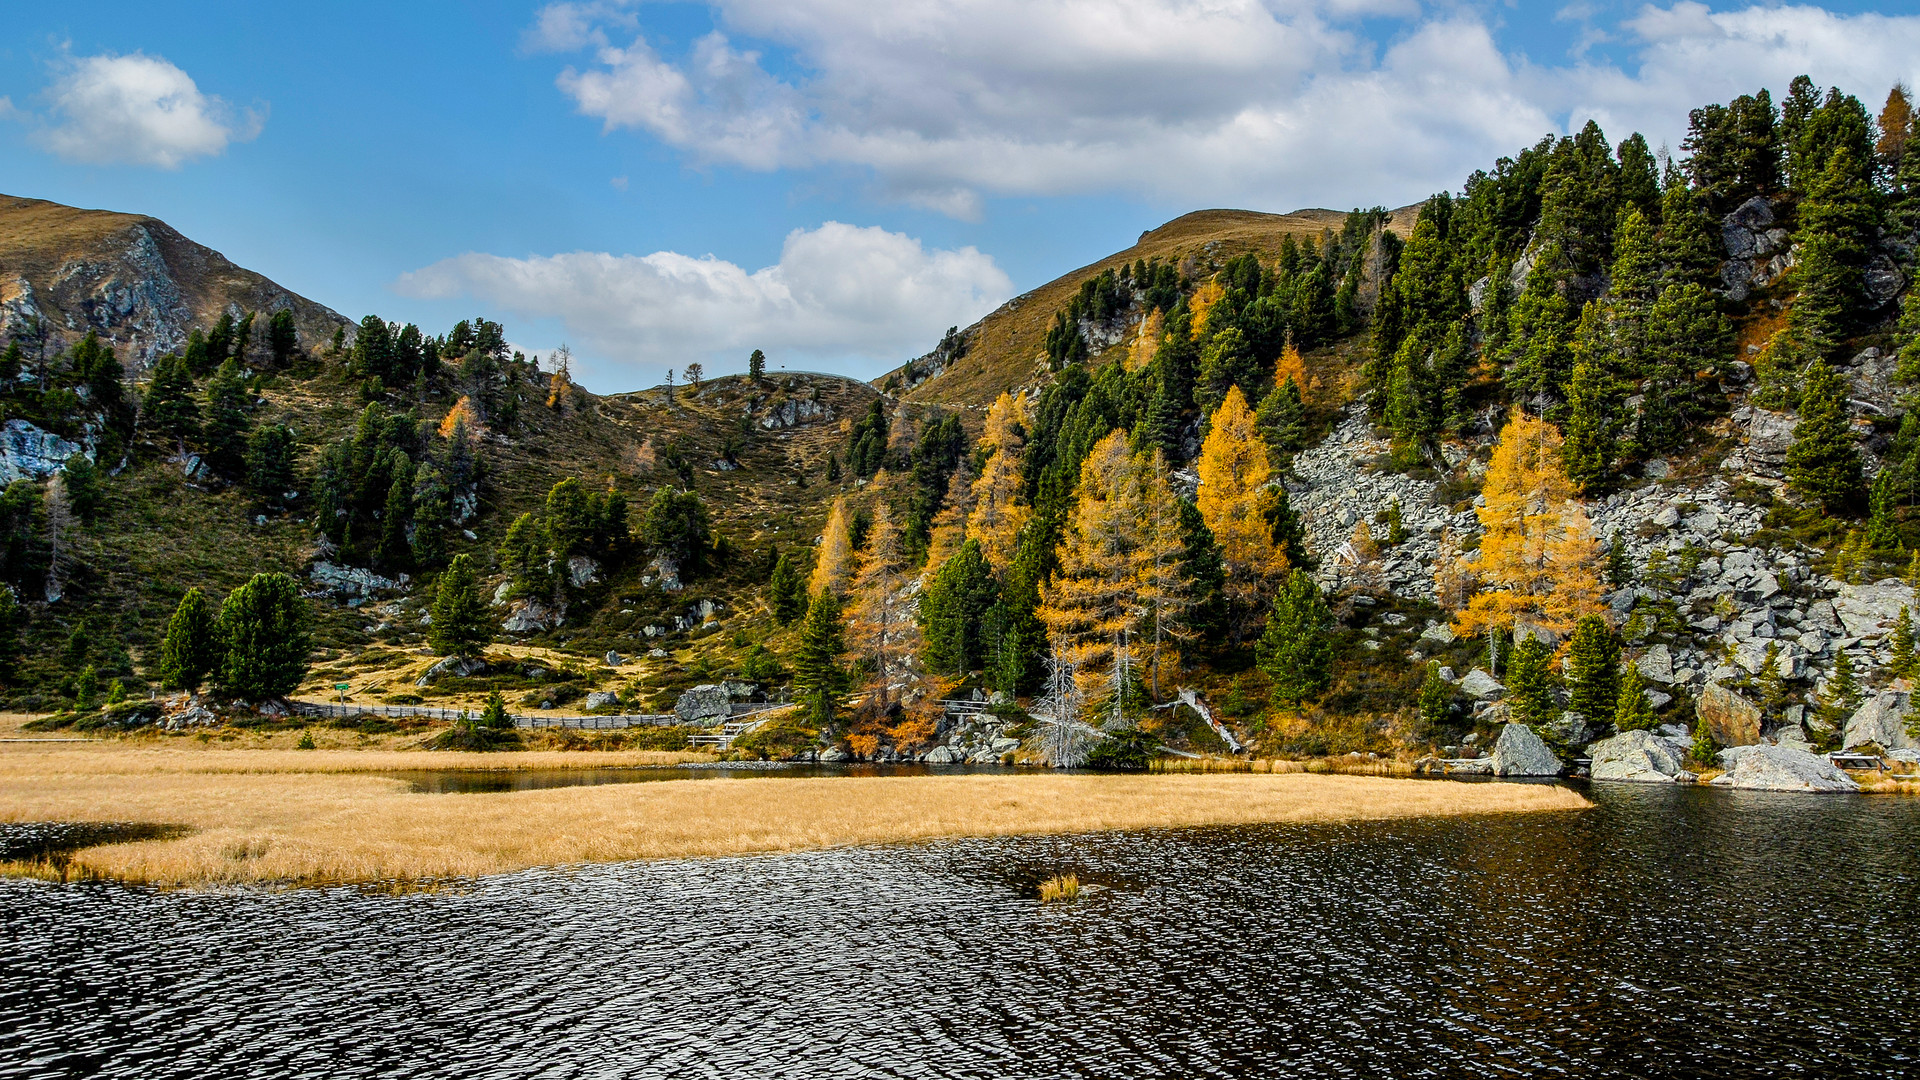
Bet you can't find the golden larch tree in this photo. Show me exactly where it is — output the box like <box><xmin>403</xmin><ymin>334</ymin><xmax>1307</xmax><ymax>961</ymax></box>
<box><xmin>1196</xmin><ymin>386</ymin><xmax>1290</xmax><ymax>638</ymax></box>
<box><xmin>848</xmin><ymin>503</ymin><xmax>918</xmax><ymax>710</ymax></box>
<box><xmin>966</xmin><ymin>391</ymin><xmax>1031</xmax><ymax>573</ymax></box>
<box><xmin>1453</xmin><ymin>410</ymin><xmax>1607</xmax><ymax>638</ymax></box>
<box><xmin>1188</xmin><ymin>280</ymin><xmax>1225</xmax><ymax>339</ymax></box>
<box><xmin>1039</xmin><ymin>431</ymin><xmax>1187</xmax><ymax>701</ymax></box>
<box><xmin>921</xmin><ymin>458</ymin><xmax>976</xmax><ymax>581</ymax></box>
<box><xmin>1131</xmin><ymin>444</ymin><xmax>1193</xmax><ymax>698</ymax></box>
<box><xmin>1126</xmin><ymin>309</ymin><xmax>1165</xmax><ymax>372</ymax></box>
<box><xmin>810</xmin><ymin>496</ymin><xmax>857</xmax><ymax>597</ymax></box>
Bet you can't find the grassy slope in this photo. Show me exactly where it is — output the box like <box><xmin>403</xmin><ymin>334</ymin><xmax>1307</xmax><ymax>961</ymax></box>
<box><xmin>892</xmin><ymin>206</ymin><xmax>1420</xmax><ymax>411</ymax></box>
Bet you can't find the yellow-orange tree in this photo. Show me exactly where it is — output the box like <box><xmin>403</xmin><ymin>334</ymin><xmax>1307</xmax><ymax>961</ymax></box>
<box><xmin>809</xmin><ymin>496</ymin><xmax>856</xmax><ymax>597</ymax></box>
<box><xmin>1039</xmin><ymin>431</ymin><xmax>1188</xmax><ymax>700</ymax></box>
<box><xmin>1196</xmin><ymin>386</ymin><xmax>1290</xmax><ymax>641</ymax></box>
<box><xmin>966</xmin><ymin>391</ymin><xmax>1030</xmax><ymax>574</ymax></box>
<box><xmin>1452</xmin><ymin>410</ymin><xmax>1606</xmax><ymax>638</ymax></box>
<box><xmin>848</xmin><ymin>503</ymin><xmax>918</xmax><ymax>711</ymax></box>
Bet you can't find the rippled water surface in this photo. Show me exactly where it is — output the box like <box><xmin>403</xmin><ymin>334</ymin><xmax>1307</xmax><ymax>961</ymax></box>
<box><xmin>4</xmin><ymin>784</ymin><xmax>1917</xmax><ymax>1079</ymax></box>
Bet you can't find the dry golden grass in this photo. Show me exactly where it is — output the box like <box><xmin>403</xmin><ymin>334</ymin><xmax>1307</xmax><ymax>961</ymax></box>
<box><xmin>1038</xmin><ymin>873</ymin><xmax>1080</xmax><ymax>903</ymax></box>
<box><xmin>0</xmin><ymin>741</ymin><xmax>1588</xmax><ymax>888</ymax></box>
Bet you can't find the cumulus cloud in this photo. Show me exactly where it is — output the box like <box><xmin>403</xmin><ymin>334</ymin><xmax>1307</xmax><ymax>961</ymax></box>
<box><xmin>538</xmin><ymin>1</ymin><xmax>1920</xmax><ymax>215</ymax></box>
<box><xmin>394</xmin><ymin>222</ymin><xmax>1011</xmax><ymax>386</ymax></box>
<box><xmin>31</xmin><ymin>52</ymin><xmax>263</xmax><ymax>169</ymax></box>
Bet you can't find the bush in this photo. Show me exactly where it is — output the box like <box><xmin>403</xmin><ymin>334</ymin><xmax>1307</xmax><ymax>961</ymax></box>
<box><xmin>1085</xmin><ymin>726</ymin><xmax>1158</xmax><ymax>770</ymax></box>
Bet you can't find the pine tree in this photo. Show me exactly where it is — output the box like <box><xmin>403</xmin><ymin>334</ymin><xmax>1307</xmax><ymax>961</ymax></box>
<box><xmin>1417</xmin><ymin>662</ymin><xmax>1455</xmax><ymax>740</ymax></box>
<box><xmin>202</xmin><ymin>359</ymin><xmax>252</xmax><ymax>476</ymax></box>
<box><xmin>0</xmin><ymin>586</ymin><xmax>19</xmax><ymax>684</ymax></box>
<box><xmin>1255</xmin><ymin>375</ymin><xmax>1307</xmax><ymax>461</ymax></box>
<box><xmin>244</xmin><ymin>425</ymin><xmax>296</xmax><ymax>498</ymax></box>
<box><xmin>215</xmin><ymin>572</ymin><xmax>312</xmax><ymax>701</ymax></box>
<box><xmin>966</xmin><ymin>391</ymin><xmax>1031</xmax><ymax>573</ymax></box>
<box><xmin>156</xmin><ymin>587</ymin><xmax>221</xmax><ymax>692</ymax></box>
<box><xmin>1867</xmin><ymin>467</ymin><xmax>1902</xmax><ymax>549</ymax></box>
<box><xmin>1756</xmin><ymin>642</ymin><xmax>1791</xmax><ymax>719</ymax></box>
<box><xmin>1561</xmin><ymin>309</ymin><xmax>1618</xmax><ymax>495</ymax></box>
<box><xmin>141</xmin><ymin>353</ymin><xmax>200</xmax><ymax>451</ymax></box>
<box><xmin>1502</xmin><ymin>245</ymin><xmax>1577</xmax><ymax>410</ymax></box>
<box><xmin>1817</xmin><ymin>650</ymin><xmax>1862</xmax><ymax>729</ymax></box>
<box><xmin>1786</xmin><ymin>362</ymin><xmax>1865</xmax><ymax>514</ymax></box>
<box><xmin>1889</xmin><ymin>605</ymin><xmax>1916</xmax><ymax>679</ymax></box>
<box><xmin>1565</xmin><ymin>615</ymin><xmax>1620</xmax><ymax>725</ymax></box>
<box><xmin>809</xmin><ymin>497</ymin><xmax>856</xmax><ymax>597</ymax></box>
<box><xmin>848</xmin><ymin>504</ymin><xmax>919</xmax><ymax>707</ymax></box>
<box><xmin>1690</xmin><ymin>709</ymin><xmax>1718</xmax><ymax>765</ymax></box>
<box><xmin>482</xmin><ymin>689</ymin><xmax>510</xmax><ymax>730</ymax></box>
<box><xmin>428</xmin><ymin>554</ymin><xmax>490</xmax><ymax>658</ymax></box>
<box><xmin>1507</xmin><ymin>634</ymin><xmax>1557</xmax><ymax>728</ymax></box>
<box><xmin>268</xmin><ymin>310</ymin><xmax>298</xmax><ymax>366</ymax></box>
<box><xmin>793</xmin><ymin>591</ymin><xmax>847</xmax><ymax>726</ymax></box>
<box><xmin>1657</xmin><ymin>179</ymin><xmax>1722</xmax><ymax>292</ymax></box>
<box><xmin>1613</xmin><ymin>661</ymin><xmax>1656</xmax><ymax>731</ymax></box>
<box><xmin>1196</xmin><ymin>387</ymin><xmax>1289</xmax><ymax>641</ymax></box>
<box><xmin>1455</xmin><ymin>411</ymin><xmax>1607</xmax><ymax>638</ymax></box>
<box><xmin>1637</xmin><ymin>283</ymin><xmax>1729</xmax><ymax>453</ymax></box>
<box><xmin>410</xmin><ymin>467</ymin><xmax>451</xmax><ymax>568</ymax></box>
<box><xmin>767</xmin><ymin>552</ymin><xmax>808</xmax><ymax>626</ymax></box>
<box><xmin>1789</xmin><ymin>146</ymin><xmax>1881</xmax><ymax>353</ymax></box>
<box><xmin>1256</xmin><ymin>569</ymin><xmax>1333</xmax><ymax>705</ymax></box>
<box><xmin>919</xmin><ymin>539</ymin><xmax>998</xmax><ymax>675</ymax></box>
<box><xmin>1196</xmin><ymin>327</ymin><xmax>1258</xmax><ymax>414</ymax></box>
<box><xmin>375</xmin><ymin>469</ymin><xmax>415</xmax><ymax>572</ymax></box>
<box><xmin>748</xmin><ymin>348</ymin><xmax>766</xmax><ymax>382</ymax></box>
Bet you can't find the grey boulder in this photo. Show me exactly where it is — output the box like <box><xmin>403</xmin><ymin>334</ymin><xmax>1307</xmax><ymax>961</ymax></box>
<box><xmin>1458</xmin><ymin>668</ymin><xmax>1506</xmax><ymax>700</ymax></box>
<box><xmin>1713</xmin><ymin>745</ymin><xmax>1858</xmax><ymax>792</ymax></box>
<box><xmin>584</xmin><ymin>690</ymin><xmax>620</xmax><ymax>710</ymax></box>
<box><xmin>675</xmin><ymin>684</ymin><xmax>733</xmax><ymax>721</ymax></box>
<box><xmin>1491</xmin><ymin>723</ymin><xmax>1562</xmax><ymax>777</ymax></box>
<box><xmin>1588</xmin><ymin>729</ymin><xmax>1689</xmax><ymax>784</ymax></box>
<box><xmin>1842</xmin><ymin>690</ymin><xmax>1916</xmax><ymax>753</ymax></box>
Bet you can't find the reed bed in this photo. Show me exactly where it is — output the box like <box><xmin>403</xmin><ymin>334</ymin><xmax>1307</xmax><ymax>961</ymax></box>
<box><xmin>0</xmin><ymin>743</ymin><xmax>1588</xmax><ymax>888</ymax></box>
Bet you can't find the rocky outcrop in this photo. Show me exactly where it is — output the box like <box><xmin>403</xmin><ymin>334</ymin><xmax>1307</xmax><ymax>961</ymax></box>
<box><xmin>1712</xmin><ymin>744</ymin><xmax>1858</xmax><ymax>792</ymax></box>
<box><xmin>1588</xmin><ymin>729</ymin><xmax>1693</xmax><ymax>783</ymax></box>
<box><xmin>675</xmin><ymin>684</ymin><xmax>733</xmax><ymax>721</ymax></box>
<box><xmin>584</xmin><ymin>690</ymin><xmax>620</xmax><ymax>710</ymax></box>
<box><xmin>415</xmin><ymin>655</ymin><xmax>488</xmax><ymax>687</ymax></box>
<box><xmin>1490</xmin><ymin>723</ymin><xmax>1561</xmax><ymax>777</ymax></box>
<box><xmin>0</xmin><ymin>420</ymin><xmax>87</xmax><ymax>484</ymax></box>
<box><xmin>1842</xmin><ymin>690</ymin><xmax>1916</xmax><ymax>752</ymax></box>
<box><xmin>757</xmin><ymin>396</ymin><xmax>834</xmax><ymax>429</ymax></box>
<box><xmin>308</xmin><ymin>561</ymin><xmax>405</xmax><ymax>599</ymax></box>
<box><xmin>1696</xmin><ymin>684</ymin><xmax>1763</xmax><ymax>748</ymax></box>
<box><xmin>501</xmin><ymin>598</ymin><xmax>561</xmax><ymax>633</ymax></box>
<box><xmin>1458</xmin><ymin>668</ymin><xmax>1505</xmax><ymax>699</ymax></box>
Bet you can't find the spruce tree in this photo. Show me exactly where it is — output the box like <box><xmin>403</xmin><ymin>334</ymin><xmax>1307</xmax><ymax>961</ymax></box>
<box><xmin>1785</xmin><ymin>361</ymin><xmax>1864</xmax><ymax>514</ymax></box>
<box><xmin>748</xmin><ymin>348</ymin><xmax>766</xmax><ymax>382</ymax></box>
<box><xmin>142</xmin><ymin>353</ymin><xmax>200</xmax><ymax>450</ymax></box>
<box><xmin>793</xmin><ymin>591</ymin><xmax>846</xmax><ymax>725</ymax></box>
<box><xmin>1255</xmin><ymin>375</ymin><xmax>1307</xmax><ymax>460</ymax></box>
<box><xmin>1817</xmin><ymin>650</ymin><xmax>1861</xmax><ymax>729</ymax></box>
<box><xmin>482</xmin><ymin>689</ymin><xmax>511</xmax><ymax>730</ymax></box>
<box><xmin>919</xmin><ymin>539</ymin><xmax>999</xmax><ymax>675</ymax></box>
<box><xmin>1507</xmin><ymin>634</ymin><xmax>1556</xmax><ymax>728</ymax></box>
<box><xmin>1255</xmin><ymin>570</ymin><xmax>1334</xmax><ymax>705</ymax></box>
<box><xmin>215</xmin><ymin>572</ymin><xmax>312</xmax><ymax>701</ymax></box>
<box><xmin>1417</xmin><ymin>662</ymin><xmax>1455</xmax><ymax>740</ymax></box>
<box><xmin>410</xmin><ymin>468</ymin><xmax>451</xmax><ymax>568</ymax></box>
<box><xmin>1613</xmin><ymin>661</ymin><xmax>1656</xmax><ymax>731</ymax></box>
<box><xmin>1565</xmin><ymin>615</ymin><xmax>1620</xmax><ymax>725</ymax></box>
<box><xmin>1561</xmin><ymin>311</ymin><xmax>1618</xmax><ymax>495</ymax></box>
<box><xmin>244</xmin><ymin>425</ymin><xmax>297</xmax><ymax>498</ymax></box>
<box><xmin>429</xmin><ymin>554</ymin><xmax>490</xmax><ymax>658</ymax></box>
<box><xmin>156</xmin><ymin>587</ymin><xmax>221</xmax><ymax>692</ymax></box>
<box><xmin>1756</xmin><ymin>642</ymin><xmax>1791</xmax><ymax>719</ymax></box>
<box><xmin>767</xmin><ymin>552</ymin><xmax>807</xmax><ymax>626</ymax></box>
<box><xmin>1656</xmin><ymin>179</ymin><xmax>1722</xmax><ymax>292</ymax></box>
<box><xmin>1690</xmin><ymin>710</ymin><xmax>1717</xmax><ymax>765</ymax></box>
<box><xmin>202</xmin><ymin>359</ymin><xmax>252</xmax><ymax>476</ymax></box>
<box><xmin>1637</xmin><ymin>283</ymin><xmax>1728</xmax><ymax>453</ymax></box>
<box><xmin>1789</xmin><ymin>146</ymin><xmax>1880</xmax><ymax>353</ymax></box>
<box><xmin>1502</xmin><ymin>248</ymin><xmax>1577</xmax><ymax>410</ymax></box>
<box><xmin>1867</xmin><ymin>468</ymin><xmax>1902</xmax><ymax>549</ymax></box>
<box><xmin>1889</xmin><ymin>605</ymin><xmax>1916</xmax><ymax>679</ymax></box>
<box><xmin>375</xmin><ymin>472</ymin><xmax>414</xmax><ymax>572</ymax></box>
<box><xmin>268</xmin><ymin>310</ymin><xmax>298</xmax><ymax>366</ymax></box>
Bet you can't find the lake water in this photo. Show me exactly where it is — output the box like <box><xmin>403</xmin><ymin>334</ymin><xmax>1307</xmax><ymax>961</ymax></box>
<box><xmin>3</xmin><ymin>783</ymin><xmax>1916</xmax><ymax>1078</ymax></box>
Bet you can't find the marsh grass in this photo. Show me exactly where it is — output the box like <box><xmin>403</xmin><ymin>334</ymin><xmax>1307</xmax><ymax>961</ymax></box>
<box><xmin>0</xmin><ymin>742</ymin><xmax>1589</xmax><ymax>888</ymax></box>
<box><xmin>1038</xmin><ymin>873</ymin><xmax>1080</xmax><ymax>903</ymax></box>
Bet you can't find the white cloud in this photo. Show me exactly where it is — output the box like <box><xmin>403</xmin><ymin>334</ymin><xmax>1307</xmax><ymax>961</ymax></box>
<box><xmin>32</xmin><ymin>52</ymin><xmax>263</xmax><ymax>169</ymax></box>
<box><xmin>393</xmin><ymin>222</ymin><xmax>1012</xmax><ymax>387</ymax></box>
<box><xmin>536</xmin><ymin>1</ymin><xmax>1920</xmax><ymax>215</ymax></box>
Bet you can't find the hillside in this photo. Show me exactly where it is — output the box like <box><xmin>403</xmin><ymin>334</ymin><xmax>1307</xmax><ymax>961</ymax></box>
<box><xmin>885</xmin><ymin>205</ymin><xmax>1419</xmax><ymax>410</ymax></box>
<box><xmin>0</xmin><ymin>194</ymin><xmax>351</xmax><ymax>370</ymax></box>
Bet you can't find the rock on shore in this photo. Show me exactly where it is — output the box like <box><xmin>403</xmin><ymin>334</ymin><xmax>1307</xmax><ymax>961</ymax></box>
<box><xmin>1711</xmin><ymin>745</ymin><xmax>1858</xmax><ymax>792</ymax></box>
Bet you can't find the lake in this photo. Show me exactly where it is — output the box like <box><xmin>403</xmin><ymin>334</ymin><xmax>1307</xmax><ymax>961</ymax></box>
<box><xmin>2</xmin><ymin>782</ymin><xmax>1915</xmax><ymax>1078</ymax></box>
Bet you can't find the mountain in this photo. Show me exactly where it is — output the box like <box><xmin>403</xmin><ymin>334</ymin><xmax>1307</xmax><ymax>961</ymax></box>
<box><xmin>885</xmin><ymin>205</ymin><xmax>1419</xmax><ymax>410</ymax></box>
<box><xmin>0</xmin><ymin>194</ymin><xmax>351</xmax><ymax>370</ymax></box>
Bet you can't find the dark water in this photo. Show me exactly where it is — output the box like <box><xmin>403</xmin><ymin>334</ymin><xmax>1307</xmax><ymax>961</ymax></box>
<box><xmin>385</xmin><ymin>761</ymin><xmax>1004</xmax><ymax>793</ymax></box>
<box><xmin>3</xmin><ymin>784</ymin><xmax>1917</xmax><ymax>1079</ymax></box>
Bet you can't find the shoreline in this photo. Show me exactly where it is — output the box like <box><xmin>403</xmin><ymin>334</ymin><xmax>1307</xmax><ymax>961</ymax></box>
<box><xmin>0</xmin><ymin>743</ymin><xmax>1590</xmax><ymax>888</ymax></box>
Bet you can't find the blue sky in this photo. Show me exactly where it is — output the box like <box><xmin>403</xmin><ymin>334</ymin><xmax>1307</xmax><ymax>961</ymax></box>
<box><xmin>2</xmin><ymin>1</ymin><xmax>1916</xmax><ymax>392</ymax></box>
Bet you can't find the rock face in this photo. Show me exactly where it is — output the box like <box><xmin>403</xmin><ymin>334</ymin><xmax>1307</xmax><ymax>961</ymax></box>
<box><xmin>1490</xmin><ymin>723</ymin><xmax>1561</xmax><ymax>777</ymax></box>
<box><xmin>415</xmin><ymin>654</ymin><xmax>488</xmax><ymax>687</ymax></box>
<box><xmin>1290</xmin><ymin>404</ymin><xmax>1463</xmax><ymax>600</ymax></box>
<box><xmin>501</xmin><ymin>598</ymin><xmax>561</xmax><ymax>633</ymax></box>
<box><xmin>1588</xmin><ymin>729</ymin><xmax>1690</xmax><ymax>783</ymax></box>
<box><xmin>0</xmin><ymin>420</ymin><xmax>87</xmax><ymax>484</ymax></box>
<box><xmin>757</xmin><ymin>396</ymin><xmax>834</xmax><ymax>429</ymax></box>
<box><xmin>1713</xmin><ymin>744</ymin><xmax>1859</xmax><ymax>792</ymax></box>
<box><xmin>1696</xmin><ymin>684</ymin><xmax>1763</xmax><ymax>747</ymax></box>
<box><xmin>1842</xmin><ymin>691</ymin><xmax>1916</xmax><ymax>752</ymax></box>
<box><xmin>675</xmin><ymin>684</ymin><xmax>732</xmax><ymax>721</ymax></box>
<box><xmin>0</xmin><ymin>194</ymin><xmax>352</xmax><ymax>368</ymax></box>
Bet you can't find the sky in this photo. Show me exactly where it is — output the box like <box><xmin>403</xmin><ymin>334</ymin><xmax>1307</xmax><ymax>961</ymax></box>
<box><xmin>3</xmin><ymin>1</ymin><xmax>1918</xmax><ymax>393</ymax></box>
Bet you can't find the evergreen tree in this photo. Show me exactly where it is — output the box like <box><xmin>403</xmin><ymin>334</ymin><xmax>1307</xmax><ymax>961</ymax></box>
<box><xmin>244</xmin><ymin>425</ymin><xmax>297</xmax><ymax>498</ymax></box>
<box><xmin>1656</xmin><ymin>180</ymin><xmax>1722</xmax><ymax>291</ymax></box>
<box><xmin>918</xmin><ymin>538</ymin><xmax>998</xmax><ymax>675</ymax></box>
<box><xmin>1256</xmin><ymin>375</ymin><xmax>1307</xmax><ymax>461</ymax></box>
<box><xmin>351</xmin><ymin>315</ymin><xmax>396</xmax><ymax>382</ymax></box>
<box><xmin>1867</xmin><ymin>467</ymin><xmax>1902</xmax><ymax>549</ymax></box>
<box><xmin>0</xmin><ymin>586</ymin><xmax>19</xmax><ymax>684</ymax></box>
<box><xmin>1789</xmin><ymin>146</ymin><xmax>1881</xmax><ymax>353</ymax></box>
<box><xmin>1561</xmin><ymin>309</ymin><xmax>1619</xmax><ymax>495</ymax></box>
<box><xmin>499</xmin><ymin>512</ymin><xmax>552</xmax><ymax>599</ymax></box>
<box><xmin>60</xmin><ymin>454</ymin><xmax>102</xmax><ymax>523</ymax></box>
<box><xmin>640</xmin><ymin>487</ymin><xmax>713</xmax><ymax>578</ymax></box>
<box><xmin>482</xmin><ymin>689</ymin><xmax>511</xmax><ymax>730</ymax></box>
<box><xmin>1785</xmin><ymin>362</ymin><xmax>1865</xmax><ymax>514</ymax></box>
<box><xmin>1256</xmin><ymin>569</ymin><xmax>1333</xmax><ymax>705</ymax></box>
<box><xmin>1507</xmin><ymin>634</ymin><xmax>1557</xmax><ymax>728</ymax></box>
<box><xmin>1889</xmin><ymin>605</ymin><xmax>1916</xmax><ymax>679</ymax></box>
<box><xmin>202</xmin><ymin>359</ymin><xmax>252</xmax><ymax>476</ymax></box>
<box><xmin>410</xmin><ymin>468</ymin><xmax>451</xmax><ymax>568</ymax></box>
<box><xmin>268</xmin><ymin>310</ymin><xmax>298</xmax><ymax>366</ymax></box>
<box><xmin>429</xmin><ymin>554</ymin><xmax>490</xmax><ymax>658</ymax></box>
<box><xmin>767</xmin><ymin>552</ymin><xmax>808</xmax><ymax>626</ymax></box>
<box><xmin>1613</xmin><ymin>661</ymin><xmax>1656</xmax><ymax>731</ymax></box>
<box><xmin>1817</xmin><ymin>650</ymin><xmax>1861</xmax><ymax>730</ymax></box>
<box><xmin>1565</xmin><ymin>615</ymin><xmax>1620</xmax><ymax>725</ymax></box>
<box><xmin>156</xmin><ymin>587</ymin><xmax>220</xmax><ymax>692</ymax></box>
<box><xmin>1417</xmin><ymin>662</ymin><xmax>1455</xmax><ymax>740</ymax></box>
<box><xmin>1637</xmin><ymin>283</ymin><xmax>1729</xmax><ymax>453</ymax></box>
<box><xmin>1502</xmin><ymin>247</ymin><xmax>1577</xmax><ymax>410</ymax></box>
<box><xmin>1196</xmin><ymin>327</ymin><xmax>1258</xmax><ymax>414</ymax></box>
<box><xmin>1756</xmin><ymin>642</ymin><xmax>1792</xmax><ymax>719</ymax></box>
<box><xmin>1690</xmin><ymin>710</ymin><xmax>1718</xmax><ymax>765</ymax></box>
<box><xmin>142</xmin><ymin>353</ymin><xmax>200</xmax><ymax>450</ymax></box>
<box><xmin>748</xmin><ymin>348</ymin><xmax>766</xmax><ymax>382</ymax></box>
<box><xmin>793</xmin><ymin>591</ymin><xmax>847</xmax><ymax>725</ymax></box>
<box><xmin>375</xmin><ymin>467</ymin><xmax>415</xmax><ymax>572</ymax></box>
<box><xmin>215</xmin><ymin>572</ymin><xmax>313</xmax><ymax>701</ymax></box>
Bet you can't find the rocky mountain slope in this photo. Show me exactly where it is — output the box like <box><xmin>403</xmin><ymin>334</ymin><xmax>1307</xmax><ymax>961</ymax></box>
<box><xmin>0</xmin><ymin>194</ymin><xmax>351</xmax><ymax>371</ymax></box>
